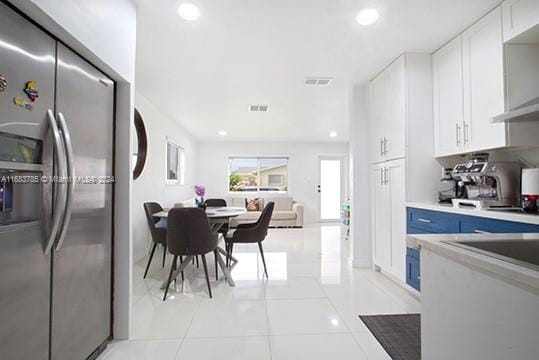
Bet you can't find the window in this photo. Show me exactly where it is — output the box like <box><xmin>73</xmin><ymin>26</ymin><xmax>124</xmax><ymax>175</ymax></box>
<box><xmin>268</xmin><ymin>174</ymin><xmax>284</xmax><ymax>186</ymax></box>
<box><xmin>166</xmin><ymin>140</ymin><xmax>185</xmax><ymax>185</ymax></box>
<box><xmin>229</xmin><ymin>157</ymin><xmax>288</xmax><ymax>192</ymax></box>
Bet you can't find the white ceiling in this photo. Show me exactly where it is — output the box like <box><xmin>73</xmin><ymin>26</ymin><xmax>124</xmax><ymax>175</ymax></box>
<box><xmin>135</xmin><ymin>0</ymin><xmax>501</xmax><ymax>142</ymax></box>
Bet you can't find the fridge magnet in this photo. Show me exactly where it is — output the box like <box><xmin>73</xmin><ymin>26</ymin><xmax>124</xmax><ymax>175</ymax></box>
<box><xmin>13</xmin><ymin>97</ymin><xmax>33</xmax><ymax>111</ymax></box>
<box><xmin>0</xmin><ymin>74</ymin><xmax>7</xmax><ymax>92</ymax></box>
<box><xmin>24</xmin><ymin>80</ymin><xmax>39</xmax><ymax>102</ymax></box>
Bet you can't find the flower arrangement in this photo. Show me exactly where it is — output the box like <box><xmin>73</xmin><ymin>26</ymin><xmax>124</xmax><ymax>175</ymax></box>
<box><xmin>194</xmin><ymin>185</ymin><xmax>206</xmax><ymax>207</ymax></box>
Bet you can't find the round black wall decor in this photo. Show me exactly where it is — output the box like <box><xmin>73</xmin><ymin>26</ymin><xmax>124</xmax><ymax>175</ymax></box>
<box><xmin>133</xmin><ymin>108</ymin><xmax>148</xmax><ymax>180</ymax></box>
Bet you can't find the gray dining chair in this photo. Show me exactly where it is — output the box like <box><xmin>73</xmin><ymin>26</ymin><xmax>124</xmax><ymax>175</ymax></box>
<box><xmin>164</xmin><ymin>207</ymin><xmax>220</xmax><ymax>300</ymax></box>
<box><xmin>143</xmin><ymin>202</ymin><xmax>173</xmax><ymax>278</ymax></box>
<box><xmin>205</xmin><ymin>198</ymin><xmax>229</xmax><ymax>279</ymax></box>
<box><xmin>225</xmin><ymin>201</ymin><xmax>274</xmax><ymax>278</ymax></box>
<box><xmin>205</xmin><ymin>198</ymin><xmax>227</xmax><ymax>207</ymax></box>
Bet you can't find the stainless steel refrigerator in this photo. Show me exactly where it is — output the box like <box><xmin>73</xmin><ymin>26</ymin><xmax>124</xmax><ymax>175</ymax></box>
<box><xmin>0</xmin><ymin>2</ymin><xmax>114</xmax><ymax>360</ymax></box>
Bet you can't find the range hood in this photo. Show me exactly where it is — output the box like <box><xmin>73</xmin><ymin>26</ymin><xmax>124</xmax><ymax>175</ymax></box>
<box><xmin>492</xmin><ymin>97</ymin><xmax>539</xmax><ymax>123</ymax></box>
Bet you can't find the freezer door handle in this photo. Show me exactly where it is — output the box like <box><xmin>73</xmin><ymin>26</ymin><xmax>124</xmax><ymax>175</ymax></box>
<box><xmin>55</xmin><ymin>112</ymin><xmax>75</xmax><ymax>252</ymax></box>
<box><xmin>45</xmin><ymin>110</ymin><xmax>67</xmax><ymax>255</ymax></box>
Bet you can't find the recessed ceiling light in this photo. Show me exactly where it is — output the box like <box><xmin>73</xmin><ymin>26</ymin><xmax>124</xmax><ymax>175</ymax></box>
<box><xmin>218</xmin><ymin>130</ymin><xmax>227</xmax><ymax>136</ymax></box>
<box><xmin>178</xmin><ymin>3</ymin><xmax>200</xmax><ymax>21</ymax></box>
<box><xmin>329</xmin><ymin>131</ymin><xmax>338</xmax><ymax>137</ymax></box>
<box><xmin>356</xmin><ymin>8</ymin><xmax>379</xmax><ymax>26</ymax></box>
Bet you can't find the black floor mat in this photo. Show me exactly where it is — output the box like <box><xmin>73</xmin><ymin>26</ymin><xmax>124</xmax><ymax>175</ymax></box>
<box><xmin>359</xmin><ymin>314</ymin><xmax>420</xmax><ymax>360</ymax></box>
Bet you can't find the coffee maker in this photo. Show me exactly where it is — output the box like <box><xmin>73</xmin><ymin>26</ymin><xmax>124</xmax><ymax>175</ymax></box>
<box><xmin>438</xmin><ymin>167</ymin><xmax>466</xmax><ymax>204</ymax></box>
<box><xmin>451</xmin><ymin>160</ymin><xmax>521</xmax><ymax>209</ymax></box>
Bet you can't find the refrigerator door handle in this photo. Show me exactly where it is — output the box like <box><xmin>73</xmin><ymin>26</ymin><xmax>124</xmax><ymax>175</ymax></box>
<box><xmin>45</xmin><ymin>110</ymin><xmax>67</xmax><ymax>255</ymax></box>
<box><xmin>55</xmin><ymin>112</ymin><xmax>75</xmax><ymax>252</ymax></box>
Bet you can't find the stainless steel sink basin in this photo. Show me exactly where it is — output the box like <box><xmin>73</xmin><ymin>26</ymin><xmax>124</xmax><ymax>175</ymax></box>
<box><xmin>443</xmin><ymin>239</ymin><xmax>539</xmax><ymax>272</ymax></box>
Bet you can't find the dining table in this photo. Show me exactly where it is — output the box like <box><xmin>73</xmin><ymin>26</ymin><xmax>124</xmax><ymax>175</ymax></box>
<box><xmin>152</xmin><ymin>206</ymin><xmax>247</xmax><ymax>288</ymax></box>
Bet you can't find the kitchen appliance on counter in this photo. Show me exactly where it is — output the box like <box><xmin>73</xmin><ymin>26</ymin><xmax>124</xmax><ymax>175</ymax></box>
<box><xmin>451</xmin><ymin>160</ymin><xmax>521</xmax><ymax>210</ymax></box>
<box><xmin>0</xmin><ymin>3</ymin><xmax>114</xmax><ymax>360</ymax></box>
<box><xmin>438</xmin><ymin>167</ymin><xmax>465</xmax><ymax>204</ymax></box>
<box><xmin>522</xmin><ymin>168</ymin><xmax>539</xmax><ymax>213</ymax></box>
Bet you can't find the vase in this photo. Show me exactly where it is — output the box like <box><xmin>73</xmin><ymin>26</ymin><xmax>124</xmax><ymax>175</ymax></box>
<box><xmin>196</xmin><ymin>198</ymin><xmax>206</xmax><ymax>210</ymax></box>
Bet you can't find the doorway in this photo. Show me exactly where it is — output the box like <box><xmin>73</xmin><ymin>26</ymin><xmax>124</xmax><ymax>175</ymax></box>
<box><xmin>318</xmin><ymin>156</ymin><xmax>345</xmax><ymax>222</ymax></box>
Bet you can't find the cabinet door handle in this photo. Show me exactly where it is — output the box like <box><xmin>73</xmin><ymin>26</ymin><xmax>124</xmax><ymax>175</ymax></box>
<box><xmin>456</xmin><ymin>123</ymin><xmax>461</xmax><ymax>146</ymax></box>
<box><xmin>384</xmin><ymin>167</ymin><xmax>389</xmax><ymax>185</ymax></box>
<box><xmin>380</xmin><ymin>168</ymin><xmax>384</xmax><ymax>185</ymax></box>
<box><xmin>380</xmin><ymin>138</ymin><xmax>384</xmax><ymax>156</ymax></box>
<box><xmin>474</xmin><ymin>230</ymin><xmax>491</xmax><ymax>234</ymax></box>
<box><xmin>417</xmin><ymin>218</ymin><xmax>432</xmax><ymax>223</ymax></box>
<box><xmin>463</xmin><ymin>123</ymin><xmax>469</xmax><ymax>144</ymax></box>
<box><xmin>383</xmin><ymin>137</ymin><xmax>388</xmax><ymax>155</ymax></box>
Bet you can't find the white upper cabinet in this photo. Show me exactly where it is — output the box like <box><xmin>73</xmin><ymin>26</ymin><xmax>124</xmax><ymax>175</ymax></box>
<box><xmin>433</xmin><ymin>6</ymin><xmax>517</xmax><ymax>157</ymax></box>
<box><xmin>385</xmin><ymin>56</ymin><xmax>406</xmax><ymax>161</ymax></box>
<box><xmin>433</xmin><ymin>37</ymin><xmax>464</xmax><ymax>157</ymax></box>
<box><xmin>369</xmin><ymin>55</ymin><xmax>407</xmax><ymax>163</ymax></box>
<box><xmin>462</xmin><ymin>7</ymin><xmax>505</xmax><ymax>152</ymax></box>
<box><xmin>502</xmin><ymin>0</ymin><xmax>539</xmax><ymax>43</ymax></box>
<box><xmin>371</xmin><ymin>72</ymin><xmax>387</xmax><ymax>163</ymax></box>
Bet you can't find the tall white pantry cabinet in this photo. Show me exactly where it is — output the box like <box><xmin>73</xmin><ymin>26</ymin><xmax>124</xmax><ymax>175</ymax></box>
<box><xmin>370</xmin><ymin>53</ymin><xmax>439</xmax><ymax>283</ymax></box>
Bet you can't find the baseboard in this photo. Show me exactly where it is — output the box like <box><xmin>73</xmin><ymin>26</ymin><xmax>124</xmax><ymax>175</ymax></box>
<box><xmin>378</xmin><ymin>267</ymin><xmax>421</xmax><ymax>300</ymax></box>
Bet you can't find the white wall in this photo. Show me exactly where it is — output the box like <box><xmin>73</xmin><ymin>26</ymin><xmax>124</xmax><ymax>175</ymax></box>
<box><xmin>8</xmin><ymin>0</ymin><xmax>137</xmax><ymax>339</ymax></box>
<box><xmin>197</xmin><ymin>141</ymin><xmax>349</xmax><ymax>224</ymax></box>
<box><xmin>349</xmin><ymin>84</ymin><xmax>372</xmax><ymax>268</ymax></box>
<box><xmin>133</xmin><ymin>92</ymin><xmax>199</xmax><ymax>261</ymax></box>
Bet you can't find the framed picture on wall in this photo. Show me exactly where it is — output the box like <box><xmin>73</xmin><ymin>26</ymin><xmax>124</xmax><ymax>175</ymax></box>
<box><xmin>166</xmin><ymin>139</ymin><xmax>185</xmax><ymax>185</ymax></box>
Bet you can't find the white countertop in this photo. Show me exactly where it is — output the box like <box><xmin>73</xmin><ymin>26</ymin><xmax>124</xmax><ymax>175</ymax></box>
<box><xmin>407</xmin><ymin>233</ymin><xmax>539</xmax><ymax>292</ymax></box>
<box><xmin>407</xmin><ymin>202</ymin><xmax>539</xmax><ymax>225</ymax></box>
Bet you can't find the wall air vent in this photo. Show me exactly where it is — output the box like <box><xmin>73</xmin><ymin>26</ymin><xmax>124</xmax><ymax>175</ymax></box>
<box><xmin>248</xmin><ymin>104</ymin><xmax>270</xmax><ymax>112</ymax></box>
<box><xmin>305</xmin><ymin>77</ymin><xmax>333</xmax><ymax>86</ymax></box>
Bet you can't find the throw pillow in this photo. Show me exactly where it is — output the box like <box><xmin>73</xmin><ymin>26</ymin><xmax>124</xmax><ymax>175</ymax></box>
<box><xmin>245</xmin><ymin>198</ymin><xmax>263</xmax><ymax>211</ymax></box>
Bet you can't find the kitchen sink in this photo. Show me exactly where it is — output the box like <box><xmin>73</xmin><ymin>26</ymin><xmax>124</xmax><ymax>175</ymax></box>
<box><xmin>443</xmin><ymin>239</ymin><xmax>539</xmax><ymax>272</ymax></box>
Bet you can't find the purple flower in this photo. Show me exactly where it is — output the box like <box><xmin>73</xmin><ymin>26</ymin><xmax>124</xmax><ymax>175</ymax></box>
<box><xmin>194</xmin><ymin>185</ymin><xmax>206</xmax><ymax>197</ymax></box>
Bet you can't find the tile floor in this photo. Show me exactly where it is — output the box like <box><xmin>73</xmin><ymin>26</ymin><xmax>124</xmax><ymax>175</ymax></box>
<box><xmin>99</xmin><ymin>224</ymin><xmax>420</xmax><ymax>360</ymax></box>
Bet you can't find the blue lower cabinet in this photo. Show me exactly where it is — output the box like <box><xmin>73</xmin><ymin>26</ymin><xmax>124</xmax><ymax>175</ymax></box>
<box><xmin>407</xmin><ymin>207</ymin><xmax>539</xmax><ymax>235</ymax></box>
<box><xmin>405</xmin><ymin>207</ymin><xmax>539</xmax><ymax>293</ymax></box>
<box><xmin>459</xmin><ymin>215</ymin><xmax>539</xmax><ymax>234</ymax></box>
<box><xmin>407</xmin><ymin>208</ymin><xmax>460</xmax><ymax>234</ymax></box>
<box><xmin>406</xmin><ymin>248</ymin><xmax>420</xmax><ymax>291</ymax></box>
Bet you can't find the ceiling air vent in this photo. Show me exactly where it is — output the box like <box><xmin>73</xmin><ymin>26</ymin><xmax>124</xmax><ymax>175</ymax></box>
<box><xmin>248</xmin><ymin>104</ymin><xmax>270</xmax><ymax>112</ymax></box>
<box><xmin>305</xmin><ymin>77</ymin><xmax>333</xmax><ymax>86</ymax></box>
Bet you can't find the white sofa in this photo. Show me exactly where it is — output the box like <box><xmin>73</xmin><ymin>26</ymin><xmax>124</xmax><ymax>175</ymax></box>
<box><xmin>227</xmin><ymin>196</ymin><xmax>303</xmax><ymax>228</ymax></box>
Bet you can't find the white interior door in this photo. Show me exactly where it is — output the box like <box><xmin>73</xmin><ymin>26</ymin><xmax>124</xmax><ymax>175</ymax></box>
<box><xmin>318</xmin><ymin>156</ymin><xmax>344</xmax><ymax>222</ymax></box>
